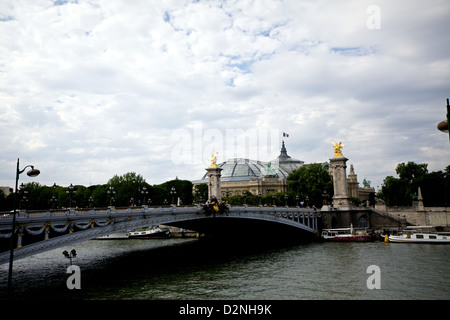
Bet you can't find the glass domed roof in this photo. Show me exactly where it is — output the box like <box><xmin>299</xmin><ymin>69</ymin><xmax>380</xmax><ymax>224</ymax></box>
<box><xmin>200</xmin><ymin>158</ymin><xmax>291</xmax><ymax>181</ymax></box>
<box><xmin>195</xmin><ymin>141</ymin><xmax>304</xmax><ymax>183</ymax></box>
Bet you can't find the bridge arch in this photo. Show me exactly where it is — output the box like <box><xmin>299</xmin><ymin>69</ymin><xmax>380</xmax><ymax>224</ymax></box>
<box><xmin>0</xmin><ymin>206</ymin><xmax>320</xmax><ymax>265</ymax></box>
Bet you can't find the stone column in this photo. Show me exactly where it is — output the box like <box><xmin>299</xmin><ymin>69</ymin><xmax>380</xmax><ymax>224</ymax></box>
<box><xmin>330</xmin><ymin>156</ymin><xmax>350</xmax><ymax>209</ymax></box>
<box><xmin>205</xmin><ymin>166</ymin><xmax>223</xmax><ymax>201</ymax></box>
<box><xmin>347</xmin><ymin>164</ymin><xmax>359</xmax><ymax>198</ymax></box>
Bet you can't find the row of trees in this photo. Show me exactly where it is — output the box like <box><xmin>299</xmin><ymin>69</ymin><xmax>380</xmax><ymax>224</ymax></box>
<box><xmin>379</xmin><ymin>162</ymin><xmax>450</xmax><ymax>207</ymax></box>
<box><xmin>0</xmin><ymin>173</ymin><xmax>194</xmax><ymax>211</ymax></box>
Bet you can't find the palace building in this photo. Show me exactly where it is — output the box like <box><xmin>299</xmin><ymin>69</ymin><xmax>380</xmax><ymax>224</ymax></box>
<box><xmin>192</xmin><ymin>141</ymin><xmax>327</xmax><ymax>198</ymax></box>
<box><xmin>192</xmin><ymin>140</ymin><xmax>375</xmax><ymax>204</ymax></box>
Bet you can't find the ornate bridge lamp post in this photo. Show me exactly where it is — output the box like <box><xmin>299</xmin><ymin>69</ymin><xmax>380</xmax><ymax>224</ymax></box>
<box><xmin>7</xmin><ymin>158</ymin><xmax>40</xmax><ymax>296</ymax></box>
<box><xmin>132</xmin><ymin>177</ymin><xmax>136</xmax><ymax>206</ymax></box>
<box><xmin>50</xmin><ymin>182</ymin><xmax>57</xmax><ymax>210</ymax></box>
<box><xmin>107</xmin><ymin>186</ymin><xmax>116</xmax><ymax>206</ymax></box>
<box><xmin>141</xmin><ymin>186</ymin><xmax>148</xmax><ymax>206</ymax></box>
<box><xmin>19</xmin><ymin>183</ymin><xmax>28</xmax><ymax>210</ymax></box>
<box><xmin>50</xmin><ymin>194</ymin><xmax>57</xmax><ymax>210</ymax></box>
<box><xmin>195</xmin><ymin>187</ymin><xmax>200</xmax><ymax>205</ymax></box>
<box><xmin>170</xmin><ymin>186</ymin><xmax>177</xmax><ymax>206</ymax></box>
<box><xmin>66</xmin><ymin>184</ymin><xmax>76</xmax><ymax>208</ymax></box>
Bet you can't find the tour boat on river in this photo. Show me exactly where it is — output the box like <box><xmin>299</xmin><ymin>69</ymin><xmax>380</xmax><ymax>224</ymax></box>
<box><xmin>388</xmin><ymin>226</ymin><xmax>450</xmax><ymax>243</ymax></box>
<box><xmin>321</xmin><ymin>225</ymin><xmax>374</xmax><ymax>242</ymax></box>
<box><xmin>96</xmin><ymin>232</ymin><xmax>130</xmax><ymax>240</ymax></box>
<box><xmin>128</xmin><ymin>226</ymin><xmax>171</xmax><ymax>239</ymax></box>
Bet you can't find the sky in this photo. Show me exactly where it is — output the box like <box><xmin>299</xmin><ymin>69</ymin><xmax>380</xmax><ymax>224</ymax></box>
<box><xmin>1</xmin><ymin>0</ymin><xmax>449</xmax><ymax>192</ymax></box>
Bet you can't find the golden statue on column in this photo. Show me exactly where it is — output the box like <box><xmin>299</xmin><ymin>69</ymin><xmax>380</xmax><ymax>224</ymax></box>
<box><xmin>209</xmin><ymin>152</ymin><xmax>219</xmax><ymax>167</ymax></box>
<box><xmin>332</xmin><ymin>141</ymin><xmax>345</xmax><ymax>157</ymax></box>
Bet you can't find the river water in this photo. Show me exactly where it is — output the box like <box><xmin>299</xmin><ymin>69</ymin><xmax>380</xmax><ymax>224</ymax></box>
<box><xmin>1</xmin><ymin>237</ymin><xmax>449</xmax><ymax>300</ymax></box>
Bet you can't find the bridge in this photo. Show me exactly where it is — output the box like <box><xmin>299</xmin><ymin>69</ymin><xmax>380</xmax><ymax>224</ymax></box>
<box><xmin>0</xmin><ymin>205</ymin><xmax>321</xmax><ymax>265</ymax></box>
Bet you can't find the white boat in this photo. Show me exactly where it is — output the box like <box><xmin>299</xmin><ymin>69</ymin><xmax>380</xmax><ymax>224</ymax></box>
<box><xmin>321</xmin><ymin>224</ymin><xmax>374</xmax><ymax>242</ymax></box>
<box><xmin>96</xmin><ymin>232</ymin><xmax>130</xmax><ymax>240</ymax></box>
<box><xmin>388</xmin><ymin>226</ymin><xmax>450</xmax><ymax>243</ymax></box>
<box><xmin>128</xmin><ymin>226</ymin><xmax>171</xmax><ymax>239</ymax></box>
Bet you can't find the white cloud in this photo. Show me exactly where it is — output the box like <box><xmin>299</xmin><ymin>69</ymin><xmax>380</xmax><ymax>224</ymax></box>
<box><xmin>0</xmin><ymin>0</ymin><xmax>449</xmax><ymax>191</ymax></box>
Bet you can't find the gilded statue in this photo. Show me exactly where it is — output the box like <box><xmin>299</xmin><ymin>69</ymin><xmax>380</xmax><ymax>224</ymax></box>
<box><xmin>209</xmin><ymin>152</ymin><xmax>219</xmax><ymax>167</ymax></box>
<box><xmin>332</xmin><ymin>141</ymin><xmax>345</xmax><ymax>157</ymax></box>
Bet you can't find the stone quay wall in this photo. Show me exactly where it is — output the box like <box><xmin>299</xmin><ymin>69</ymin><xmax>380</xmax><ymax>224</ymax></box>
<box><xmin>375</xmin><ymin>205</ymin><xmax>449</xmax><ymax>228</ymax></box>
<box><xmin>321</xmin><ymin>206</ymin><xmax>449</xmax><ymax>231</ymax></box>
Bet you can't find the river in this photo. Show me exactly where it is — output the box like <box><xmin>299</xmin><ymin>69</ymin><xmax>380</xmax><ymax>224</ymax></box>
<box><xmin>1</xmin><ymin>237</ymin><xmax>449</xmax><ymax>300</ymax></box>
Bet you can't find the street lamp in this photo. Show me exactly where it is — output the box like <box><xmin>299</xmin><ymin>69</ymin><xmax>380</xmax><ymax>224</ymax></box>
<box><xmin>107</xmin><ymin>186</ymin><xmax>116</xmax><ymax>206</ymax></box>
<box><xmin>19</xmin><ymin>183</ymin><xmax>28</xmax><ymax>210</ymax></box>
<box><xmin>66</xmin><ymin>183</ymin><xmax>76</xmax><ymax>208</ymax></box>
<box><xmin>170</xmin><ymin>186</ymin><xmax>176</xmax><ymax>205</ymax></box>
<box><xmin>141</xmin><ymin>186</ymin><xmax>148</xmax><ymax>206</ymax></box>
<box><xmin>437</xmin><ymin>98</ymin><xmax>450</xmax><ymax>143</ymax></box>
<box><xmin>50</xmin><ymin>182</ymin><xmax>57</xmax><ymax>210</ymax></box>
<box><xmin>62</xmin><ymin>249</ymin><xmax>77</xmax><ymax>266</ymax></box>
<box><xmin>195</xmin><ymin>187</ymin><xmax>200</xmax><ymax>204</ymax></box>
<box><xmin>7</xmin><ymin>158</ymin><xmax>40</xmax><ymax>296</ymax></box>
<box><xmin>132</xmin><ymin>177</ymin><xmax>136</xmax><ymax>206</ymax></box>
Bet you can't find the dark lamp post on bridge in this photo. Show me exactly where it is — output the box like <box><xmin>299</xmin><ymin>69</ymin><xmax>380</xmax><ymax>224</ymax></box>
<box><xmin>107</xmin><ymin>186</ymin><xmax>116</xmax><ymax>206</ymax></box>
<box><xmin>66</xmin><ymin>183</ymin><xmax>76</xmax><ymax>208</ymax></box>
<box><xmin>170</xmin><ymin>186</ymin><xmax>176</xmax><ymax>205</ymax></box>
<box><xmin>7</xmin><ymin>158</ymin><xmax>40</xmax><ymax>296</ymax></box>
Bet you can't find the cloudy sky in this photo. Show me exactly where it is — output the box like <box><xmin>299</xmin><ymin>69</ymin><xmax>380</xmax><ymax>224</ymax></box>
<box><xmin>1</xmin><ymin>0</ymin><xmax>449</xmax><ymax>191</ymax></box>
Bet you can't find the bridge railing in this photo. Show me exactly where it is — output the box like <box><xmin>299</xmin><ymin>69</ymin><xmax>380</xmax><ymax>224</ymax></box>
<box><xmin>0</xmin><ymin>204</ymin><xmax>318</xmax><ymax>218</ymax></box>
<box><xmin>0</xmin><ymin>205</ymin><xmax>320</xmax><ymax>233</ymax></box>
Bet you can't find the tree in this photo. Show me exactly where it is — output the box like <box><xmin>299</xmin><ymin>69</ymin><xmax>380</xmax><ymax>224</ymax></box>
<box><xmin>108</xmin><ymin>172</ymin><xmax>146</xmax><ymax>206</ymax></box>
<box><xmin>287</xmin><ymin>163</ymin><xmax>333</xmax><ymax>208</ymax></box>
<box><xmin>396</xmin><ymin>162</ymin><xmax>428</xmax><ymax>184</ymax></box>
<box><xmin>396</xmin><ymin>161</ymin><xmax>428</xmax><ymax>199</ymax></box>
<box><xmin>420</xmin><ymin>171</ymin><xmax>447</xmax><ymax>207</ymax></box>
<box><xmin>159</xmin><ymin>179</ymin><xmax>193</xmax><ymax>205</ymax></box>
<box><xmin>193</xmin><ymin>184</ymin><xmax>208</xmax><ymax>204</ymax></box>
<box><xmin>381</xmin><ymin>176</ymin><xmax>411</xmax><ymax>206</ymax></box>
<box><xmin>380</xmin><ymin>162</ymin><xmax>449</xmax><ymax>207</ymax></box>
